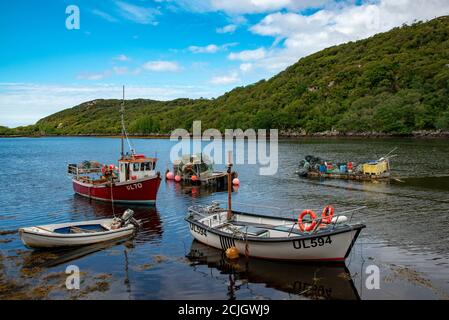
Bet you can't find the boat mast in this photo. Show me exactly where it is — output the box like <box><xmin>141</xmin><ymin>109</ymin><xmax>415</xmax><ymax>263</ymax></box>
<box><xmin>227</xmin><ymin>151</ymin><xmax>233</xmax><ymax>220</ymax></box>
<box><xmin>121</xmin><ymin>85</ymin><xmax>125</xmax><ymax>159</ymax></box>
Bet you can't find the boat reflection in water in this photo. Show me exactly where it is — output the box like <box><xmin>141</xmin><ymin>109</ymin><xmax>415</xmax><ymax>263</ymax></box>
<box><xmin>22</xmin><ymin>237</ymin><xmax>132</xmax><ymax>269</ymax></box>
<box><xmin>167</xmin><ymin>180</ymin><xmax>239</xmax><ymax>198</ymax></box>
<box><xmin>187</xmin><ymin>240</ymin><xmax>360</xmax><ymax>300</ymax></box>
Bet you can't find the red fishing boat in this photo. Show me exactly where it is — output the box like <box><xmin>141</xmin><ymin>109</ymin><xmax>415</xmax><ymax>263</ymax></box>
<box><xmin>68</xmin><ymin>86</ymin><xmax>161</xmax><ymax>204</ymax></box>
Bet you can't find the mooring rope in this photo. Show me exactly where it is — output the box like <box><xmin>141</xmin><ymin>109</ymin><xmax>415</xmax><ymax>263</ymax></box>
<box><xmin>110</xmin><ymin>181</ymin><xmax>116</xmax><ymax>217</ymax></box>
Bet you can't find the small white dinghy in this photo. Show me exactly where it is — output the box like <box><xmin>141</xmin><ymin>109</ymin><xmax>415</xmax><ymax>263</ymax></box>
<box><xmin>19</xmin><ymin>209</ymin><xmax>139</xmax><ymax>249</ymax></box>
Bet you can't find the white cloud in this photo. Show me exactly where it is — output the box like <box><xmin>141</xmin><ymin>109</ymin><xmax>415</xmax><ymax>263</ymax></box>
<box><xmin>0</xmin><ymin>83</ymin><xmax>218</xmax><ymax>127</ymax></box>
<box><xmin>142</xmin><ymin>60</ymin><xmax>181</xmax><ymax>72</ymax></box>
<box><xmin>246</xmin><ymin>0</ymin><xmax>449</xmax><ymax>73</ymax></box>
<box><xmin>112</xmin><ymin>66</ymin><xmax>129</xmax><ymax>75</ymax></box>
<box><xmin>168</xmin><ymin>0</ymin><xmax>327</xmax><ymax>14</ymax></box>
<box><xmin>228</xmin><ymin>47</ymin><xmax>266</xmax><ymax>61</ymax></box>
<box><xmin>76</xmin><ymin>71</ymin><xmax>111</xmax><ymax>81</ymax></box>
<box><xmin>188</xmin><ymin>44</ymin><xmax>220</xmax><ymax>54</ymax></box>
<box><xmin>187</xmin><ymin>43</ymin><xmax>237</xmax><ymax>53</ymax></box>
<box><xmin>91</xmin><ymin>9</ymin><xmax>119</xmax><ymax>22</ymax></box>
<box><xmin>114</xmin><ymin>54</ymin><xmax>130</xmax><ymax>61</ymax></box>
<box><xmin>115</xmin><ymin>1</ymin><xmax>161</xmax><ymax>25</ymax></box>
<box><xmin>210</xmin><ymin>72</ymin><xmax>240</xmax><ymax>85</ymax></box>
<box><xmin>239</xmin><ymin>63</ymin><xmax>253</xmax><ymax>73</ymax></box>
<box><xmin>209</xmin><ymin>0</ymin><xmax>328</xmax><ymax>14</ymax></box>
<box><xmin>216</xmin><ymin>24</ymin><xmax>237</xmax><ymax>33</ymax></box>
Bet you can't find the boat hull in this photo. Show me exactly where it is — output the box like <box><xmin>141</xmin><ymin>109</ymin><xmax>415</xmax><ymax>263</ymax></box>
<box><xmin>72</xmin><ymin>176</ymin><xmax>161</xmax><ymax>204</ymax></box>
<box><xmin>186</xmin><ymin>213</ymin><xmax>364</xmax><ymax>262</ymax></box>
<box><xmin>305</xmin><ymin>171</ymin><xmax>390</xmax><ymax>181</ymax></box>
<box><xmin>19</xmin><ymin>219</ymin><xmax>135</xmax><ymax>248</ymax></box>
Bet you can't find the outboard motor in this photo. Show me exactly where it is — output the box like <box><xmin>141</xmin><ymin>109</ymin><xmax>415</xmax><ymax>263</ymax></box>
<box><xmin>120</xmin><ymin>209</ymin><xmax>140</xmax><ymax>227</ymax></box>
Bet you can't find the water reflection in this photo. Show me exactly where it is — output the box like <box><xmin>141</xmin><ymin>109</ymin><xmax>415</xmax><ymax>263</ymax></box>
<box><xmin>71</xmin><ymin>195</ymin><xmax>163</xmax><ymax>243</ymax></box>
<box><xmin>21</xmin><ymin>238</ymin><xmax>133</xmax><ymax>269</ymax></box>
<box><xmin>165</xmin><ymin>180</ymin><xmax>236</xmax><ymax>198</ymax></box>
<box><xmin>187</xmin><ymin>241</ymin><xmax>360</xmax><ymax>300</ymax></box>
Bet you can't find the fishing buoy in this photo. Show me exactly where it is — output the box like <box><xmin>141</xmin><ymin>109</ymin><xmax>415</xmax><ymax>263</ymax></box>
<box><xmin>191</xmin><ymin>175</ymin><xmax>198</xmax><ymax>182</ymax></box>
<box><xmin>232</xmin><ymin>178</ymin><xmax>240</xmax><ymax>185</ymax></box>
<box><xmin>225</xmin><ymin>246</ymin><xmax>239</xmax><ymax>259</ymax></box>
<box><xmin>166</xmin><ymin>171</ymin><xmax>174</xmax><ymax>180</ymax></box>
<box><xmin>101</xmin><ymin>166</ymin><xmax>106</xmax><ymax>173</ymax></box>
<box><xmin>175</xmin><ymin>175</ymin><xmax>181</xmax><ymax>182</ymax></box>
<box><xmin>109</xmin><ymin>164</ymin><xmax>115</xmax><ymax>170</ymax></box>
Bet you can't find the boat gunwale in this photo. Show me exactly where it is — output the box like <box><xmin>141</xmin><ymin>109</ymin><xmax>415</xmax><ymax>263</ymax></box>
<box><xmin>72</xmin><ymin>174</ymin><xmax>161</xmax><ymax>188</ymax></box>
<box><xmin>19</xmin><ymin>223</ymin><xmax>134</xmax><ymax>239</ymax></box>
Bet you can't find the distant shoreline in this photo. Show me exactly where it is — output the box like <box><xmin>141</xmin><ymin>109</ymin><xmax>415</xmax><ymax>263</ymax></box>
<box><xmin>1</xmin><ymin>130</ymin><xmax>449</xmax><ymax>139</ymax></box>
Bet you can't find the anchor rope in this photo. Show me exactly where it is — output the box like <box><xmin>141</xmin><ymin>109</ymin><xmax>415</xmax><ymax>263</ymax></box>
<box><xmin>110</xmin><ymin>181</ymin><xmax>116</xmax><ymax>217</ymax></box>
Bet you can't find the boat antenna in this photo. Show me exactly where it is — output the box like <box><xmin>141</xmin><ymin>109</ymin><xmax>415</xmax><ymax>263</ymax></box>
<box><xmin>227</xmin><ymin>151</ymin><xmax>233</xmax><ymax>220</ymax></box>
<box><xmin>121</xmin><ymin>85</ymin><xmax>125</xmax><ymax>159</ymax></box>
<box><xmin>120</xmin><ymin>85</ymin><xmax>136</xmax><ymax>157</ymax></box>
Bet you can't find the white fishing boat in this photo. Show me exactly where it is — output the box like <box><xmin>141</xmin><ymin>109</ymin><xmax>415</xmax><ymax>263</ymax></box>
<box><xmin>185</xmin><ymin>153</ymin><xmax>366</xmax><ymax>262</ymax></box>
<box><xmin>19</xmin><ymin>209</ymin><xmax>139</xmax><ymax>248</ymax></box>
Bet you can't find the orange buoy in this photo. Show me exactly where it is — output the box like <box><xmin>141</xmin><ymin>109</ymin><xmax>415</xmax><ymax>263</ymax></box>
<box><xmin>174</xmin><ymin>175</ymin><xmax>181</xmax><ymax>182</ymax></box>
<box><xmin>321</xmin><ymin>205</ymin><xmax>334</xmax><ymax>224</ymax></box>
<box><xmin>298</xmin><ymin>210</ymin><xmax>317</xmax><ymax>232</ymax></box>
<box><xmin>191</xmin><ymin>175</ymin><xmax>198</xmax><ymax>182</ymax></box>
<box><xmin>232</xmin><ymin>178</ymin><xmax>240</xmax><ymax>185</ymax></box>
<box><xmin>225</xmin><ymin>246</ymin><xmax>239</xmax><ymax>259</ymax></box>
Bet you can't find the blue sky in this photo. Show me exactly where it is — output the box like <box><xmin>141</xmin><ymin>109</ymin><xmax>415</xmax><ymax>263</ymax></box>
<box><xmin>1</xmin><ymin>0</ymin><xmax>448</xmax><ymax>127</ymax></box>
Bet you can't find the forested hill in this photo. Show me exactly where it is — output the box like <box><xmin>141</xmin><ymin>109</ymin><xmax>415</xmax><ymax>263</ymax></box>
<box><xmin>4</xmin><ymin>16</ymin><xmax>449</xmax><ymax>136</ymax></box>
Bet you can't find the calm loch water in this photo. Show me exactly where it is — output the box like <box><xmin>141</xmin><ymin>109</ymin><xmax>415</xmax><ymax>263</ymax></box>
<box><xmin>1</xmin><ymin>137</ymin><xmax>449</xmax><ymax>299</ymax></box>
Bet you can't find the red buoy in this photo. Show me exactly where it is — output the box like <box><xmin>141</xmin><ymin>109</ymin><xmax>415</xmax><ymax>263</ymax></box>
<box><xmin>166</xmin><ymin>171</ymin><xmax>174</xmax><ymax>180</ymax></box>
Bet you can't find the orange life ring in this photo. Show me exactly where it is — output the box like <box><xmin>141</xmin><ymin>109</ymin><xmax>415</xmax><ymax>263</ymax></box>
<box><xmin>321</xmin><ymin>205</ymin><xmax>334</xmax><ymax>224</ymax></box>
<box><xmin>298</xmin><ymin>210</ymin><xmax>317</xmax><ymax>232</ymax></box>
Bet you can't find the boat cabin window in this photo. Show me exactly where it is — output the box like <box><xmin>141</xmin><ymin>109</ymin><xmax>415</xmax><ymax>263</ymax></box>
<box><xmin>141</xmin><ymin>162</ymin><xmax>152</xmax><ymax>171</ymax></box>
<box><xmin>133</xmin><ymin>163</ymin><xmax>140</xmax><ymax>171</ymax></box>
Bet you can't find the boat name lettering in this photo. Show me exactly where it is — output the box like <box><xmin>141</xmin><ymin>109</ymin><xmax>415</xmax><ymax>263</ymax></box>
<box><xmin>190</xmin><ymin>223</ymin><xmax>207</xmax><ymax>237</ymax></box>
<box><xmin>126</xmin><ymin>183</ymin><xmax>143</xmax><ymax>191</ymax></box>
<box><xmin>292</xmin><ymin>236</ymin><xmax>332</xmax><ymax>249</ymax></box>
<box><xmin>293</xmin><ymin>281</ymin><xmax>332</xmax><ymax>299</ymax></box>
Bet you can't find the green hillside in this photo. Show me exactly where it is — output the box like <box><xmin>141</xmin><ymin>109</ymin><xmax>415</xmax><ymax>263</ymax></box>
<box><xmin>4</xmin><ymin>16</ymin><xmax>449</xmax><ymax>136</ymax></box>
